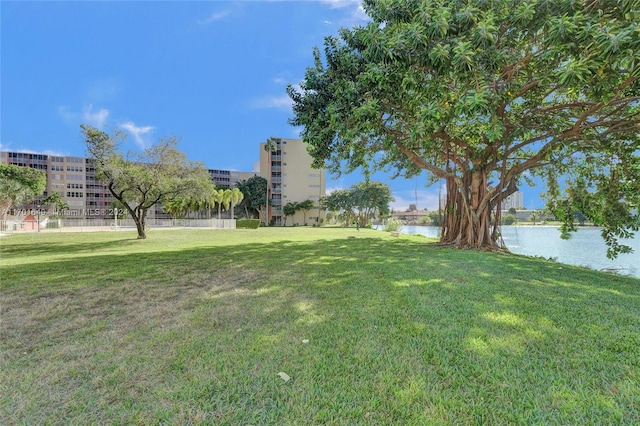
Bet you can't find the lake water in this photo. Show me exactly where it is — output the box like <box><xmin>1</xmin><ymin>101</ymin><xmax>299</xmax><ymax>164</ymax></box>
<box><xmin>384</xmin><ymin>225</ymin><xmax>640</xmax><ymax>278</ymax></box>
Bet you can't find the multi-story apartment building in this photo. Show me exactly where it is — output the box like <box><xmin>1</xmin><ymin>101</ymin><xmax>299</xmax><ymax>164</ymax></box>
<box><xmin>502</xmin><ymin>191</ymin><xmax>524</xmax><ymax>211</ymax></box>
<box><xmin>259</xmin><ymin>137</ymin><xmax>325</xmax><ymax>226</ymax></box>
<box><xmin>1</xmin><ymin>152</ymin><xmax>106</xmax><ymax>216</ymax></box>
<box><xmin>1</xmin><ymin>137</ymin><xmax>325</xmax><ymax>224</ymax></box>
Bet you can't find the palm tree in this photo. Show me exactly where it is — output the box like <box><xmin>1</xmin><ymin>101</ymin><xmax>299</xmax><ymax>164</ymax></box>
<box><xmin>163</xmin><ymin>198</ymin><xmax>185</xmax><ymax>220</ymax></box>
<box><xmin>283</xmin><ymin>201</ymin><xmax>298</xmax><ymax>226</ymax></box>
<box><xmin>212</xmin><ymin>189</ymin><xmax>225</xmax><ymax>220</ymax></box>
<box><xmin>229</xmin><ymin>187</ymin><xmax>244</xmax><ymax>219</ymax></box>
<box><xmin>298</xmin><ymin>199</ymin><xmax>315</xmax><ymax>226</ymax></box>
<box><xmin>234</xmin><ymin>179</ymin><xmax>251</xmax><ymax>218</ymax></box>
<box><xmin>222</xmin><ymin>189</ymin><xmax>233</xmax><ymax>218</ymax></box>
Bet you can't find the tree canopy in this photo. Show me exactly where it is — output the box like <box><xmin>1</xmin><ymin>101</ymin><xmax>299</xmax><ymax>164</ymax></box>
<box><xmin>82</xmin><ymin>125</ymin><xmax>213</xmax><ymax>239</ymax></box>
<box><xmin>0</xmin><ymin>164</ymin><xmax>47</xmax><ymax>219</ymax></box>
<box><xmin>236</xmin><ymin>176</ymin><xmax>268</xmax><ymax>222</ymax></box>
<box><xmin>289</xmin><ymin>0</ymin><xmax>640</xmax><ymax>257</ymax></box>
<box><xmin>322</xmin><ymin>180</ymin><xmax>394</xmax><ymax>227</ymax></box>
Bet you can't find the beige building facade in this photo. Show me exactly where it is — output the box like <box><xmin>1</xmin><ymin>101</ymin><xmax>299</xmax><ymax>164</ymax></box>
<box><xmin>1</xmin><ymin>137</ymin><xmax>325</xmax><ymax>225</ymax></box>
<box><xmin>259</xmin><ymin>137</ymin><xmax>325</xmax><ymax>226</ymax></box>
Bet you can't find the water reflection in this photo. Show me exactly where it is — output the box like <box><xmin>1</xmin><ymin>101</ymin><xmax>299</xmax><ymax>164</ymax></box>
<box><xmin>383</xmin><ymin>225</ymin><xmax>640</xmax><ymax>278</ymax></box>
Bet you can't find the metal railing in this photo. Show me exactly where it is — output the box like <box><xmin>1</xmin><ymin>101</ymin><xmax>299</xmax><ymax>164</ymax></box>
<box><xmin>0</xmin><ymin>218</ymin><xmax>236</xmax><ymax>234</ymax></box>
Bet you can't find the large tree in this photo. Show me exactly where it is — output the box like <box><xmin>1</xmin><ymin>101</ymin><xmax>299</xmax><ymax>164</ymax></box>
<box><xmin>236</xmin><ymin>176</ymin><xmax>268</xmax><ymax>223</ymax></box>
<box><xmin>82</xmin><ymin>125</ymin><xmax>213</xmax><ymax>239</ymax></box>
<box><xmin>229</xmin><ymin>187</ymin><xmax>244</xmax><ymax>220</ymax></box>
<box><xmin>283</xmin><ymin>201</ymin><xmax>299</xmax><ymax>226</ymax></box>
<box><xmin>322</xmin><ymin>180</ymin><xmax>394</xmax><ymax>227</ymax></box>
<box><xmin>289</xmin><ymin>0</ymin><xmax>640</xmax><ymax>257</ymax></box>
<box><xmin>0</xmin><ymin>164</ymin><xmax>47</xmax><ymax>220</ymax></box>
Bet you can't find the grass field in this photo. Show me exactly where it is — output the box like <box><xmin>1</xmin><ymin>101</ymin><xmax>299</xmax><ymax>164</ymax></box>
<box><xmin>1</xmin><ymin>227</ymin><xmax>639</xmax><ymax>424</ymax></box>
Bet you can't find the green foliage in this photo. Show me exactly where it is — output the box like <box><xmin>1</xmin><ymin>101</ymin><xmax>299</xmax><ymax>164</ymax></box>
<box><xmin>236</xmin><ymin>219</ymin><xmax>261</xmax><ymax>229</ymax></box>
<box><xmin>427</xmin><ymin>211</ymin><xmax>441</xmax><ymax>226</ymax></box>
<box><xmin>384</xmin><ymin>218</ymin><xmax>403</xmax><ymax>232</ymax></box>
<box><xmin>529</xmin><ymin>210</ymin><xmax>542</xmax><ymax>225</ymax></box>
<box><xmin>502</xmin><ymin>214</ymin><xmax>518</xmax><ymax>226</ymax></box>
<box><xmin>235</xmin><ymin>176</ymin><xmax>268</xmax><ymax>220</ymax></box>
<box><xmin>289</xmin><ymin>0</ymin><xmax>640</xmax><ymax>256</ymax></box>
<box><xmin>0</xmin><ymin>164</ymin><xmax>47</xmax><ymax>216</ymax></box>
<box><xmin>82</xmin><ymin>125</ymin><xmax>212</xmax><ymax>239</ymax></box>
<box><xmin>283</xmin><ymin>201</ymin><xmax>299</xmax><ymax>226</ymax></box>
<box><xmin>297</xmin><ymin>199</ymin><xmax>316</xmax><ymax>225</ymax></box>
<box><xmin>322</xmin><ymin>181</ymin><xmax>394</xmax><ymax>228</ymax></box>
<box><xmin>229</xmin><ymin>187</ymin><xmax>244</xmax><ymax>219</ymax></box>
<box><xmin>41</xmin><ymin>192</ymin><xmax>69</xmax><ymax>213</ymax></box>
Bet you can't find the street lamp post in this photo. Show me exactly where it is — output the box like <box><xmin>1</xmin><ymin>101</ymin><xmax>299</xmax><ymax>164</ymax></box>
<box><xmin>37</xmin><ymin>205</ymin><xmax>41</xmax><ymax>232</ymax></box>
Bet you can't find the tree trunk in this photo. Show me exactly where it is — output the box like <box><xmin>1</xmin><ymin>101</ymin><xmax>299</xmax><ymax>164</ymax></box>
<box><xmin>135</xmin><ymin>209</ymin><xmax>147</xmax><ymax>239</ymax></box>
<box><xmin>439</xmin><ymin>171</ymin><xmax>504</xmax><ymax>251</ymax></box>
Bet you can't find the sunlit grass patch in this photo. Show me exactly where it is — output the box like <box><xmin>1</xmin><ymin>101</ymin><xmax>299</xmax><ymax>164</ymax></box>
<box><xmin>1</xmin><ymin>228</ymin><xmax>639</xmax><ymax>424</ymax></box>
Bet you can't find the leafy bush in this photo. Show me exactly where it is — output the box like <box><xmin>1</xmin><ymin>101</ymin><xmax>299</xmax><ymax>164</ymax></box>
<box><xmin>502</xmin><ymin>214</ymin><xmax>518</xmax><ymax>225</ymax></box>
<box><xmin>384</xmin><ymin>218</ymin><xmax>403</xmax><ymax>232</ymax></box>
<box><xmin>236</xmin><ymin>219</ymin><xmax>261</xmax><ymax>229</ymax></box>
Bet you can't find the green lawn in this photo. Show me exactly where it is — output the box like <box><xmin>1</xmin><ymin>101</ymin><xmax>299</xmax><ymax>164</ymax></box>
<box><xmin>1</xmin><ymin>228</ymin><xmax>639</xmax><ymax>425</ymax></box>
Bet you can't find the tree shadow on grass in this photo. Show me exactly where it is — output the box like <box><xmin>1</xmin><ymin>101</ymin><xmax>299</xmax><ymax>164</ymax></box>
<box><xmin>2</xmin><ymin>233</ymin><xmax>639</xmax><ymax>424</ymax></box>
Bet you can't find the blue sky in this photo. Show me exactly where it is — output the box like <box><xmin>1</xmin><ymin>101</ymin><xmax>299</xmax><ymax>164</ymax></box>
<box><xmin>1</xmin><ymin>1</ymin><xmax>545</xmax><ymax>210</ymax></box>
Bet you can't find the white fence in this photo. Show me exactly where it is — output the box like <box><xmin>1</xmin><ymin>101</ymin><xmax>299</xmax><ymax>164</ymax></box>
<box><xmin>0</xmin><ymin>218</ymin><xmax>235</xmax><ymax>234</ymax></box>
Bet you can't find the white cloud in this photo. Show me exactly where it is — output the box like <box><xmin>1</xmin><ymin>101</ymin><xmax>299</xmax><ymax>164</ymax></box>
<box><xmin>251</xmin><ymin>94</ymin><xmax>293</xmax><ymax>111</ymax></box>
<box><xmin>320</xmin><ymin>0</ymin><xmax>369</xmax><ymax>25</ymax></box>
<box><xmin>272</xmin><ymin>77</ymin><xmax>287</xmax><ymax>85</ymax></box>
<box><xmin>57</xmin><ymin>104</ymin><xmax>109</xmax><ymax>128</ymax></box>
<box><xmin>325</xmin><ymin>186</ymin><xmax>344</xmax><ymax>195</ymax></box>
<box><xmin>0</xmin><ymin>143</ymin><xmax>66</xmax><ymax>157</ymax></box>
<box><xmin>83</xmin><ymin>105</ymin><xmax>109</xmax><ymax>128</ymax></box>
<box><xmin>320</xmin><ymin>0</ymin><xmax>357</xmax><ymax>8</ymax></box>
<box><xmin>120</xmin><ymin>121</ymin><xmax>154</xmax><ymax>149</ymax></box>
<box><xmin>198</xmin><ymin>10</ymin><xmax>231</xmax><ymax>24</ymax></box>
<box><xmin>390</xmin><ymin>189</ymin><xmax>441</xmax><ymax>212</ymax></box>
<box><xmin>252</xmin><ymin>82</ymin><xmax>299</xmax><ymax>111</ymax></box>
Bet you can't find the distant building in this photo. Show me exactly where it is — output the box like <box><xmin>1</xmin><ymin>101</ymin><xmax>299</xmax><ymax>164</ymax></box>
<box><xmin>502</xmin><ymin>191</ymin><xmax>524</xmax><ymax>210</ymax></box>
<box><xmin>1</xmin><ymin>137</ymin><xmax>325</xmax><ymax>225</ymax></box>
<box><xmin>259</xmin><ymin>137</ymin><xmax>325</xmax><ymax>226</ymax></box>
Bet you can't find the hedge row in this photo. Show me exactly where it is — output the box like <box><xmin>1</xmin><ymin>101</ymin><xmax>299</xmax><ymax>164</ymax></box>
<box><xmin>236</xmin><ymin>219</ymin><xmax>261</xmax><ymax>229</ymax></box>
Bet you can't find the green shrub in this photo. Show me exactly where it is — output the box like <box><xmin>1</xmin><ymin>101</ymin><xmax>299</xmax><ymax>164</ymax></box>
<box><xmin>502</xmin><ymin>214</ymin><xmax>518</xmax><ymax>225</ymax></box>
<box><xmin>236</xmin><ymin>219</ymin><xmax>261</xmax><ymax>229</ymax></box>
<box><xmin>384</xmin><ymin>218</ymin><xmax>403</xmax><ymax>232</ymax></box>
